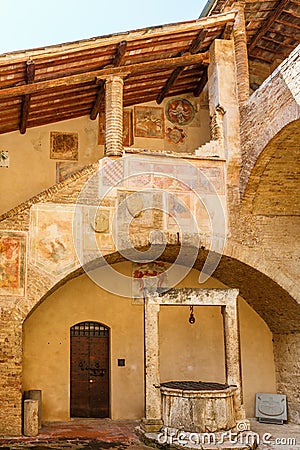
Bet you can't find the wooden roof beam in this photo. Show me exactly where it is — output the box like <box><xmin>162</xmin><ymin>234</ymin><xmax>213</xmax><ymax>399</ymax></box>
<box><xmin>112</xmin><ymin>40</ymin><xmax>127</xmax><ymax>66</ymax></box>
<box><xmin>156</xmin><ymin>29</ymin><xmax>208</xmax><ymax>104</ymax></box>
<box><xmin>0</xmin><ymin>52</ymin><xmax>209</xmax><ymax>100</ymax></box>
<box><xmin>248</xmin><ymin>0</ymin><xmax>290</xmax><ymax>53</ymax></box>
<box><xmin>193</xmin><ymin>69</ymin><xmax>208</xmax><ymax>97</ymax></box>
<box><xmin>156</xmin><ymin>67</ymin><xmax>184</xmax><ymax>104</ymax></box>
<box><xmin>222</xmin><ymin>22</ymin><xmax>234</xmax><ymax>39</ymax></box>
<box><xmin>90</xmin><ymin>41</ymin><xmax>127</xmax><ymax>120</ymax></box>
<box><xmin>189</xmin><ymin>28</ymin><xmax>208</xmax><ymax>54</ymax></box>
<box><xmin>19</xmin><ymin>60</ymin><xmax>35</xmax><ymax>134</ymax></box>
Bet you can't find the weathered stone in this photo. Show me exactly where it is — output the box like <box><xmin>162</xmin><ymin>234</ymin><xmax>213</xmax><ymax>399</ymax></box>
<box><xmin>23</xmin><ymin>399</ymin><xmax>38</xmax><ymax>437</ymax></box>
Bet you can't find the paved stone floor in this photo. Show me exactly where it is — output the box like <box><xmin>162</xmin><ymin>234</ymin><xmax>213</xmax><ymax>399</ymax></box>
<box><xmin>0</xmin><ymin>418</ymin><xmax>298</xmax><ymax>449</ymax></box>
<box><xmin>250</xmin><ymin>419</ymin><xmax>300</xmax><ymax>450</ymax></box>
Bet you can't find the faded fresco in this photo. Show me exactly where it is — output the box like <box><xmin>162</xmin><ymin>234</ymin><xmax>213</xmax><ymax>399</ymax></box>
<box><xmin>98</xmin><ymin>110</ymin><xmax>133</xmax><ymax>146</ymax></box>
<box><xmin>134</xmin><ymin>106</ymin><xmax>164</xmax><ymax>138</ymax></box>
<box><xmin>0</xmin><ymin>231</ymin><xmax>27</xmax><ymax>297</ymax></box>
<box><xmin>56</xmin><ymin>162</ymin><xmax>85</xmax><ymax>183</ymax></box>
<box><xmin>195</xmin><ymin>164</ymin><xmax>225</xmax><ymax>195</ymax></box>
<box><xmin>81</xmin><ymin>206</ymin><xmax>115</xmax><ymax>254</ymax></box>
<box><xmin>132</xmin><ymin>261</ymin><xmax>169</xmax><ymax>298</ymax></box>
<box><xmin>166</xmin><ymin>126</ymin><xmax>186</xmax><ymax>144</ymax></box>
<box><xmin>123</xmin><ymin>109</ymin><xmax>133</xmax><ymax>146</ymax></box>
<box><xmin>30</xmin><ymin>204</ymin><xmax>79</xmax><ymax>277</ymax></box>
<box><xmin>98</xmin><ymin>112</ymin><xmax>106</xmax><ymax>145</ymax></box>
<box><xmin>165</xmin><ymin>98</ymin><xmax>195</xmax><ymax>125</ymax></box>
<box><xmin>50</xmin><ymin>132</ymin><xmax>79</xmax><ymax>160</ymax></box>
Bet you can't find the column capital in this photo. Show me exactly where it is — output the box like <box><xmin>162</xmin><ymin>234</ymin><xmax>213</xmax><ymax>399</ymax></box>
<box><xmin>105</xmin><ymin>74</ymin><xmax>124</xmax><ymax>84</ymax></box>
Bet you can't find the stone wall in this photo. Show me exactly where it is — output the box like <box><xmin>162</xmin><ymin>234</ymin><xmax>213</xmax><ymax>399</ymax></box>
<box><xmin>273</xmin><ymin>333</ymin><xmax>300</xmax><ymax>424</ymax></box>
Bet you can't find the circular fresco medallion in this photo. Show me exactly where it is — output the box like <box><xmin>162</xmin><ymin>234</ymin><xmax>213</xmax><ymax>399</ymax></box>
<box><xmin>166</xmin><ymin>126</ymin><xmax>186</xmax><ymax>144</ymax></box>
<box><xmin>165</xmin><ymin>98</ymin><xmax>195</xmax><ymax>126</ymax></box>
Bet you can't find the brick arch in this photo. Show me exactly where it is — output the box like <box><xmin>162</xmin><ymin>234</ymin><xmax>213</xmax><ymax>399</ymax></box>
<box><xmin>239</xmin><ymin>47</ymin><xmax>300</xmax><ymax>199</ymax></box>
<box><xmin>241</xmin><ymin>118</ymin><xmax>300</xmax><ymax>215</ymax></box>
<box><xmin>19</xmin><ymin>244</ymin><xmax>300</xmax><ymax>334</ymax></box>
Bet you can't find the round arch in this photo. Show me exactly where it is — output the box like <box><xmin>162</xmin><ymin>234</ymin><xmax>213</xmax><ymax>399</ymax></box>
<box><xmin>23</xmin><ymin>245</ymin><xmax>300</xmax><ymax>334</ymax></box>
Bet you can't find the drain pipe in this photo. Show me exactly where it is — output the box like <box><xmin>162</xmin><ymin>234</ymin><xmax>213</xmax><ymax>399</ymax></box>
<box><xmin>199</xmin><ymin>0</ymin><xmax>219</xmax><ymax>17</ymax></box>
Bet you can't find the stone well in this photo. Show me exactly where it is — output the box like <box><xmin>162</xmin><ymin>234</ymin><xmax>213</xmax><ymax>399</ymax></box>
<box><xmin>160</xmin><ymin>381</ymin><xmax>238</xmax><ymax>433</ymax></box>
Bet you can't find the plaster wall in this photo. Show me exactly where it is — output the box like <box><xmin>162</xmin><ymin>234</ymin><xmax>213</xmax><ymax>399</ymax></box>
<box><xmin>23</xmin><ymin>264</ymin><xmax>276</xmax><ymax>422</ymax></box>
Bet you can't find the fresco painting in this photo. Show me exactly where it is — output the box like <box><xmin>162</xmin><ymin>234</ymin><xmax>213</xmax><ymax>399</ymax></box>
<box><xmin>0</xmin><ymin>231</ymin><xmax>27</xmax><ymax>297</ymax></box>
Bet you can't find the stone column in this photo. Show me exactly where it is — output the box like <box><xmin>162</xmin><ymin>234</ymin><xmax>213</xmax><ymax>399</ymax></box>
<box><xmin>141</xmin><ymin>295</ymin><xmax>163</xmax><ymax>432</ymax></box>
<box><xmin>222</xmin><ymin>297</ymin><xmax>245</xmax><ymax>420</ymax></box>
<box><xmin>208</xmin><ymin>38</ymin><xmax>241</xmax><ymax>230</ymax></box>
<box><xmin>233</xmin><ymin>2</ymin><xmax>250</xmax><ymax>104</ymax></box>
<box><xmin>104</xmin><ymin>75</ymin><xmax>123</xmax><ymax>156</ymax></box>
<box><xmin>23</xmin><ymin>399</ymin><xmax>39</xmax><ymax>437</ymax></box>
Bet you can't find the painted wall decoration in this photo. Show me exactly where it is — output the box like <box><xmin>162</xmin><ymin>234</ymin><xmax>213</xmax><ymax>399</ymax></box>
<box><xmin>153</xmin><ymin>162</ymin><xmax>188</xmax><ymax>191</ymax></box>
<box><xmin>167</xmin><ymin>192</ymin><xmax>193</xmax><ymax>232</ymax></box>
<box><xmin>30</xmin><ymin>204</ymin><xmax>79</xmax><ymax>277</ymax></box>
<box><xmin>166</xmin><ymin>126</ymin><xmax>186</xmax><ymax>144</ymax></box>
<box><xmin>123</xmin><ymin>109</ymin><xmax>133</xmax><ymax>146</ymax></box>
<box><xmin>81</xmin><ymin>206</ymin><xmax>115</xmax><ymax>254</ymax></box>
<box><xmin>196</xmin><ymin>165</ymin><xmax>225</xmax><ymax>195</ymax></box>
<box><xmin>56</xmin><ymin>162</ymin><xmax>85</xmax><ymax>183</ymax></box>
<box><xmin>98</xmin><ymin>110</ymin><xmax>133</xmax><ymax>146</ymax></box>
<box><xmin>165</xmin><ymin>98</ymin><xmax>195</xmax><ymax>125</ymax></box>
<box><xmin>0</xmin><ymin>231</ymin><xmax>27</xmax><ymax>297</ymax></box>
<box><xmin>134</xmin><ymin>106</ymin><xmax>164</xmax><ymax>138</ymax></box>
<box><xmin>98</xmin><ymin>112</ymin><xmax>105</xmax><ymax>145</ymax></box>
<box><xmin>101</xmin><ymin>157</ymin><xmax>124</xmax><ymax>188</ymax></box>
<box><xmin>125</xmin><ymin>158</ymin><xmax>152</xmax><ymax>189</ymax></box>
<box><xmin>50</xmin><ymin>131</ymin><xmax>79</xmax><ymax>160</ymax></box>
<box><xmin>132</xmin><ymin>261</ymin><xmax>168</xmax><ymax>298</ymax></box>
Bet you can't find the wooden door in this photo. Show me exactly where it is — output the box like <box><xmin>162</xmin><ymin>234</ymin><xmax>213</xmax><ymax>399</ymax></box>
<box><xmin>70</xmin><ymin>321</ymin><xmax>109</xmax><ymax>418</ymax></box>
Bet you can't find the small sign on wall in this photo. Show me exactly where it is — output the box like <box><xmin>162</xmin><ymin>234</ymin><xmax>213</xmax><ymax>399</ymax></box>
<box><xmin>0</xmin><ymin>150</ymin><xmax>9</xmax><ymax>168</ymax></box>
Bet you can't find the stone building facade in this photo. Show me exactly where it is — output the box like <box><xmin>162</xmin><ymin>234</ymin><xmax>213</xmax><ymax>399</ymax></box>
<box><xmin>0</xmin><ymin>0</ymin><xmax>299</xmax><ymax>437</ymax></box>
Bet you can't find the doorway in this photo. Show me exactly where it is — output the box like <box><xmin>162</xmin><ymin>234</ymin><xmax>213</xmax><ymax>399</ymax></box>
<box><xmin>70</xmin><ymin>321</ymin><xmax>110</xmax><ymax>418</ymax></box>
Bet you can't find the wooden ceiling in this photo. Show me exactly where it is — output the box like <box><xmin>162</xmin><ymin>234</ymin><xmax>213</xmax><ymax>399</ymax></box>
<box><xmin>207</xmin><ymin>0</ymin><xmax>300</xmax><ymax>64</ymax></box>
<box><xmin>0</xmin><ymin>0</ymin><xmax>298</xmax><ymax>136</ymax></box>
<box><xmin>0</xmin><ymin>12</ymin><xmax>235</xmax><ymax>135</ymax></box>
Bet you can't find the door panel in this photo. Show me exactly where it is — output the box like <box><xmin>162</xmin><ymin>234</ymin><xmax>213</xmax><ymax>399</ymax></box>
<box><xmin>89</xmin><ymin>336</ymin><xmax>109</xmax><ymax>417</ymax></box>
<box><xmin>70</xmin><ymin>335</ymin><xmax>89</xmax><ymax>417</ymax></box>
<box><xmin>70</xmin><ymin>322</ymin><xmax>109</xmax><ymax>418</ymax></box>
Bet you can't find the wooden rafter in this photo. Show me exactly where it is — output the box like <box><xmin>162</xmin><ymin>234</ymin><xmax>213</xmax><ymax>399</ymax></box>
<box><xmin>90</xmin><ymin>40</ymin><xmax>127</xmax><ymax>120</ymax></box>
<box><xmin>19</xmin><ymin>60</ymin><xmax>35</xmax><ymax>134</ymax></box>
<box><xmin>0</xmin><ymin>52</ymin><xmax>209</xmax><ymax>100</ymax></box>
<box><xmin>112</xmin><ymin>40</ymin><xmax>127</xmax><ymax>66</ymax></box>
<box><xmin>222</xmin><ymin>21</ymin><xmax>234</xmax><ymax>39</ymax></box>
<box><xmin>156</xmin><ymin>29</ymin><xmax>208</xmax><ymax>104</ymax></box>
<box><xmin>193</xmin><ymin>69</ymin><xmax>208</xmax><ymax>97</ymax></box>
<box><xmin>189</xmin><ymin>28</ymin><xmax>208</xmax><ymax>54</ymax></box>
<box><xmin>156</xmin><ymin>67</ymin><xmax>184</xmax><ymax>104</ymax></box>
<box><xmin>89</xmin><ymin>80</ymin><xmax>105</xmax><ymax>120</ymax></box>
<box><xmin>248</xmin><ymin>0</ymin><xmax>290</xmax><ymax>53</ymax></box>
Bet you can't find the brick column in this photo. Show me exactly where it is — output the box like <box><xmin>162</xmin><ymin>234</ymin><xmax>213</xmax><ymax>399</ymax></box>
<box><xmin>233</xmin><ymin>2</ymin><xmax>250</xmax><ymax>104</ymax></box>
<box><xmin>104</xmin><ymin>75</ymin><xmax>123</xmax><ymax>156</ymax></box>
<box><xmin>141</xmin><ymin>295</ymin><xmax>163</xmax><ymax>432</ymax></box>
<box><xmin>0</xmin><ymin>319</ymin><xmax>23</xmax><ymax>436</ymax></box>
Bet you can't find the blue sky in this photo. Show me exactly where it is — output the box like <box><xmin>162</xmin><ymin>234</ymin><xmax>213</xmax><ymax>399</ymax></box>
<box><xmin>0</xmin><ymin>0</ymin><xmax>208</xmax><ymax>54</ymax></box>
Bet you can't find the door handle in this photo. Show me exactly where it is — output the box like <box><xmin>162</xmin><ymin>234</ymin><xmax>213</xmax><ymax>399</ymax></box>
<box><xmin>89</xmin><ymin>379</ymin><xmax>94</xmax><ymax>383</ymax></box>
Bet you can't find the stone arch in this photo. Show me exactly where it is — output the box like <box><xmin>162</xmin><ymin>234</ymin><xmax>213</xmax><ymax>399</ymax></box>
<box><xmin>239</xmin><ymin>46</ymin><xmax>300</xmax><ymax>198</ymax></box>
<box><xmin>3</xmin><ymin>245</ymin><xmax>300</xmax><ymax>435</ymax></box>
<box><xmin>242</xmin><ymin>118</ymin><xmax>300</xmax><ymax>216</ymax></box>
<box><xmin>20</xmin><ymin>245</ymin><xmax>300</xmax><ymax>334</ymax></box>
